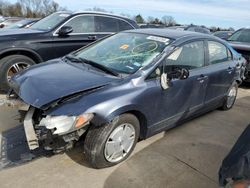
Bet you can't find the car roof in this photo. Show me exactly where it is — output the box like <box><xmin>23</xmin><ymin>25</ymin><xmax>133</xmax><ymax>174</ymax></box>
<box><xmin>125</xmin><ymin>28</ymin><xmax>212</xmax><ymax>40</ymax></box>
<box><xmin>238</xmin><ymin>28</ymin><xmax>250</xmax><ymax>31</ymax></box>
<box><xmin>56</xmin><ymin>11</ymin><xmax>133</xmax><ymax>21</ymax></box>
<box><xmin>74</xmin><ymin>11</ymin><xmax>131</xmax><ymax>19</ymax></box>
<box><xmin>54</xmin><ymin>11</ymin><xmax>138</xmax><ymax>28</ymax></box>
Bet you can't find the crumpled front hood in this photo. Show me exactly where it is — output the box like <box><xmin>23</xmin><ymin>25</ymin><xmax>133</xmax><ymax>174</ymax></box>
<box><xmin>10</xmin><ymin>59</ymin><xmax>119</xmax><ymax>108</ymax></box>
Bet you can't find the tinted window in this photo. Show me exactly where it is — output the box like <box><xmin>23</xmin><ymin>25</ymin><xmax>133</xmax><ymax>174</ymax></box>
<box><xmin>95</xmin><ymin>16</ymin><xmax>118</xmax><ymax>32</ymax></box>
<box><xmin>64</xmin><ymin>16</ymin><xmax>94</xmax><ymax>33</ymax></box>
<box><xmin>118</xmin><ymin>20</ymin><xmax>133</xmax><ymax>31</ymax></box>
<box><xmin>31</xmin><ymin>12</ymin><xmax>71</xmax><ymax>31</ymax></box>
<box><xmin>208</xmin><ymin>41</ymin><xmax>228</xmax><ymax>64</ymax></box>
<box><xmin>228</xmin><ymin>29</ymin><xmax>250</xmax><ymax>43</ymax></box>
<box><xmin>165</xmin><ymin>41</ymin><xmax>205</xmax><ymax>70</ymax></box>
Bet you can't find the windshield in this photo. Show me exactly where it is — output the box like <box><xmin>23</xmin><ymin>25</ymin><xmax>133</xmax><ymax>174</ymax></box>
<box><xmin>74</xmin><ymin>33</ymin><xmax>171</xmax><ymax>74</ymax></box>
<box><xmin>228</xmin><ymin>29</ymin><xmax>250</xmax><ymax>43</ymax></box>
<box><xmin>31</xmin><ymin>12</ymin><xmax>71</xmax><ymax>31</ymax></box>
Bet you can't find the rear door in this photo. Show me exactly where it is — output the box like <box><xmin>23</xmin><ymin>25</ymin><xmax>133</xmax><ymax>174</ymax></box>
<box><xmin>204</xmin><ymin>40</ymin><xmax>235</xmax><ymax>105</ymax></box>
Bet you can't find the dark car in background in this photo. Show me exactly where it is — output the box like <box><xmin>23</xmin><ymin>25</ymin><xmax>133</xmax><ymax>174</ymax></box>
<box><xmin>168</xmin><ymin>25</ymin><xmax>211</xmax><ymax>34</ymax></box>
<box><xmin>213</xmin><ymin>31</ymin><xmax>233</xmax><ymax>40</ymax></box>
<box><xmin>0</xmin><ymin>11</ymin><xmax>139</xmax><ymax>91</ymax></box>
<box><xmin>6</xmin><ymin>29</ymin><xmax>243</xmax><ymax>168</ymax></box>
<box><xmin>139</xmin><ymin>23</ymin><xmax>165</xmax><ymax>28</ymax></box>
<box><xmin>4</xmin><ymin>18</ymin><xmax>40</xmax><ymax>29</ymax></box>
<box><xmin>0</xmin><ymin>17</ymin><xmax>23</xmax><ymax>28</ymax></box>
<box><xmin>228</xmin><ymin>28</ymin><xmax>250</xmax><ymax>82</ymax></box>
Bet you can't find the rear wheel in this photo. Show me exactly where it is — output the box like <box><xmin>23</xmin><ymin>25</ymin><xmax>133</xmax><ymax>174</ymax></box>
<box><xmin>0</xmin><ymin>55</ymin><xmax>35</xmax><ymax>92</ymax></box>
<box><xmin>84</xmin><ymin>114</ymin><xmax>140</xmax><ymax>168</ymax></box>
<box><xmin>221</xmin><ymin>81</ymin><xmax>238</xmax><ymax>110</ymax></box>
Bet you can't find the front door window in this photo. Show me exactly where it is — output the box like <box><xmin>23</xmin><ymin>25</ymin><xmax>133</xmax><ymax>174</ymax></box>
<box><xmin>165</xmin><ymin>41</ymin><xmax>205</xmax><ymax>70</ymax></box>
<box><xmin>64</xmin><ymin>16</ymin><xmax>95</xmax><ymax>33</ymax></box>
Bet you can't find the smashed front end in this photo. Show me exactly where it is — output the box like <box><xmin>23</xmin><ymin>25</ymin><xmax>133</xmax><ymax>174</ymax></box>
<box><xmin>3</xmin><ymin>92</ymin><xmax>93</xmax><ymax>152</ymax></box>
<box><xmin>230</xmin><ymin>46</ymin><xmax>250</xmax><ymax>82</ymax></box>
<box><xmin>236</xmin><ymin>50</ymin><xmax>250</xmax><ymax>82</ymax></box>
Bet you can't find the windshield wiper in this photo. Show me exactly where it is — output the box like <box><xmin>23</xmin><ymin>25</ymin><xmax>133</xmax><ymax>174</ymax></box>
<box><xmin>79</xmin><ymin>57</ymin><xmax>119</xmax><ymax>77</ymax></box>
<box><xmin>64</xmin><ymin>54</ymin><xmax>83</xmax><ymax>62</ymax></box>
<box><xmin>64</xmin><ymin>55</ymin><xmax>119</xmax><ymax>77</ymax></box>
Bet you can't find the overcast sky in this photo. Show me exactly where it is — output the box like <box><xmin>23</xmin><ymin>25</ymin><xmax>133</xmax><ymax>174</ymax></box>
<box><xmin>10</xmin><ymin>0</ymin><xmax>250</xmax><ymax>29</ymax></box>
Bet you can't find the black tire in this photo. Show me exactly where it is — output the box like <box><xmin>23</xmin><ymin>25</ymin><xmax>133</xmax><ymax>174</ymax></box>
<box><xmin>84</xmin><ymin>114</ymin><xmax>140</xmax><ymax>169</ymax></box>
<box><xmin>0</xmin><ymin>55</ymin><xmax>35</xmax><ymax>92</ymax></box>
<box><xmin>221</xmin><ymin>81</ymin><xmax>238</xmax><ymax>111</ymax></box>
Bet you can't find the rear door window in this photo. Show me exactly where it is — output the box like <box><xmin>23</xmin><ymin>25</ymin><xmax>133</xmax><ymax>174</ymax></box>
<box><xmin>208</xmin><ymin>41</ymin><xmax>229</xmax><ymax>64</ymax></box>
<box><xmin>64</xmin><ymin>15</ymin><xmax>95</xmax><ymax>33</ymax></box>
<box><xmin>95</xmin><ymin>16</ymin><xmax>118</xmax><ymax>32</ymax></box>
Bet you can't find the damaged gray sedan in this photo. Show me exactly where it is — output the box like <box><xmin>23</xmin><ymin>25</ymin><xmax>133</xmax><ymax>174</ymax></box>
<box><xmin>5</xmin><ymin>29</ymin><xmax>244</xmax><ymax>168</ymax></box>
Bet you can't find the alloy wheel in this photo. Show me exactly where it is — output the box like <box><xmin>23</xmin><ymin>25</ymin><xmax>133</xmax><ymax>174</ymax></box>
<box><xmin>7</xmin><ymin>62</ymin><xmax>30</xmax><ymax>82</ymax></box>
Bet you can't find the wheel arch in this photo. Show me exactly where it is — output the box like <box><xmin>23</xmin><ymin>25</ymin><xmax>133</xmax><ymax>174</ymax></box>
<box><xmin>102</xmin><ymin>106</ymin><xmax>148</xmax><ymax>140</ymax></box>
<box><xmin>123</xmin><ymin>110</ymin><xmax>148</xmax><ymax>140</ymax></box>
<box><xmin>0</xmin><ymin>48</ymin><xmax>43</xmax><ymax>64</ymax></box>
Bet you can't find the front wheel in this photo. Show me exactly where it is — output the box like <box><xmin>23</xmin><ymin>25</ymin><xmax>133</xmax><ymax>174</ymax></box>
<box><xmin>84</xmin><ymin>114</ymin><xmax>140</xmax><ymax>168</ymax></box>
<box><xmin>221</xmin><ymin>81</ymin><xmax>238</xmax><ymax>110</ymax></box>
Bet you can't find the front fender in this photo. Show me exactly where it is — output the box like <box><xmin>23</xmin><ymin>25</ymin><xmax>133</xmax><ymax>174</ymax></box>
<box><xmin>91</xmin><ymin>104</ymin><xmax>144</xmax><ymax>126</ymax></box>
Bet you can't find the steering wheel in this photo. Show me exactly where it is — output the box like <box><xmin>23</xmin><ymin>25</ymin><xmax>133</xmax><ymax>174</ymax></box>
<box><xmin>168</xmin><ymin>67</ymin><xmax>189</xmax><ymax>80</ymax></box>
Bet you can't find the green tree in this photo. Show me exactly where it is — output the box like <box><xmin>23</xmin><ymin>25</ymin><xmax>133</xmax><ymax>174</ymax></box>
<box><xmin>135</xmin><ymin>14</ymin><xmax>144</xmax><ymax>23</ymax></box>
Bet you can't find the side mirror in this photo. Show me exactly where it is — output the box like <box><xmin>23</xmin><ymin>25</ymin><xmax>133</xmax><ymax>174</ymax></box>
<box><xmin>0</xmin><ymin>24</ymin><xmax>4</xmax><ymax>28</ymax></box>
<box><xmin>58</xmin><ymin>26</ymin><xmax>73</xmax><ymax>36</ymax></box>
<box><xmin>160</xmin><ymin>68</ymin><xmax>189</xmax><ymax>90</ymax></box>
<box><xmin>161</xmin><ymin>73</ymin><xmax>169</xmax><ymax>90</ymax></box>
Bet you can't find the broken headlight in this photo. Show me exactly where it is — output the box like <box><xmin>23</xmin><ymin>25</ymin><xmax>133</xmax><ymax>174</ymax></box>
<box><xmin>39</xmin><ymin>113</ymin><xmax>93</xmax><ymax>135</ymax></box>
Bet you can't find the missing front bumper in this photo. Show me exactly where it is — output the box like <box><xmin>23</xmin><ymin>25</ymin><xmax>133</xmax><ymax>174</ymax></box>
<box><xmin>23</xmin><ymin>107</ymin><xmax>39</xmax><ymax>150</ymax></box>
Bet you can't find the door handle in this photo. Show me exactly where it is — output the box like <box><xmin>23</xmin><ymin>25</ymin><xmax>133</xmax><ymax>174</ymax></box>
<box><xmin>88</xmin><ymin>35</ymin><xmax>97</xmax><ymax>40</ymax></box>
<box><xmin>197</xmin><ymin>75</ymin><xmax>208</xmax><ymax>83</ymax></box>
<box><xmin>197</xmin><ymin>75</ymin><xmax>208</xmax><ymax>81</ymax></box>
<box><xmin>227</xmin><ymin>67</ymin><xmax>233</xmax><ymax>74</ymax></box>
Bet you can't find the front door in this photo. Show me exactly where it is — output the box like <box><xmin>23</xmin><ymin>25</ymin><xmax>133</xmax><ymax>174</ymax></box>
<box><xmin>52</xmin><ymin>15</ymin><xmax>107</xmax><ymax>58</ymax></box>
<box><xmin>145</xmin><ymin>41</ymin><xmax>208</xmax><ymax>135</ymax></box>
